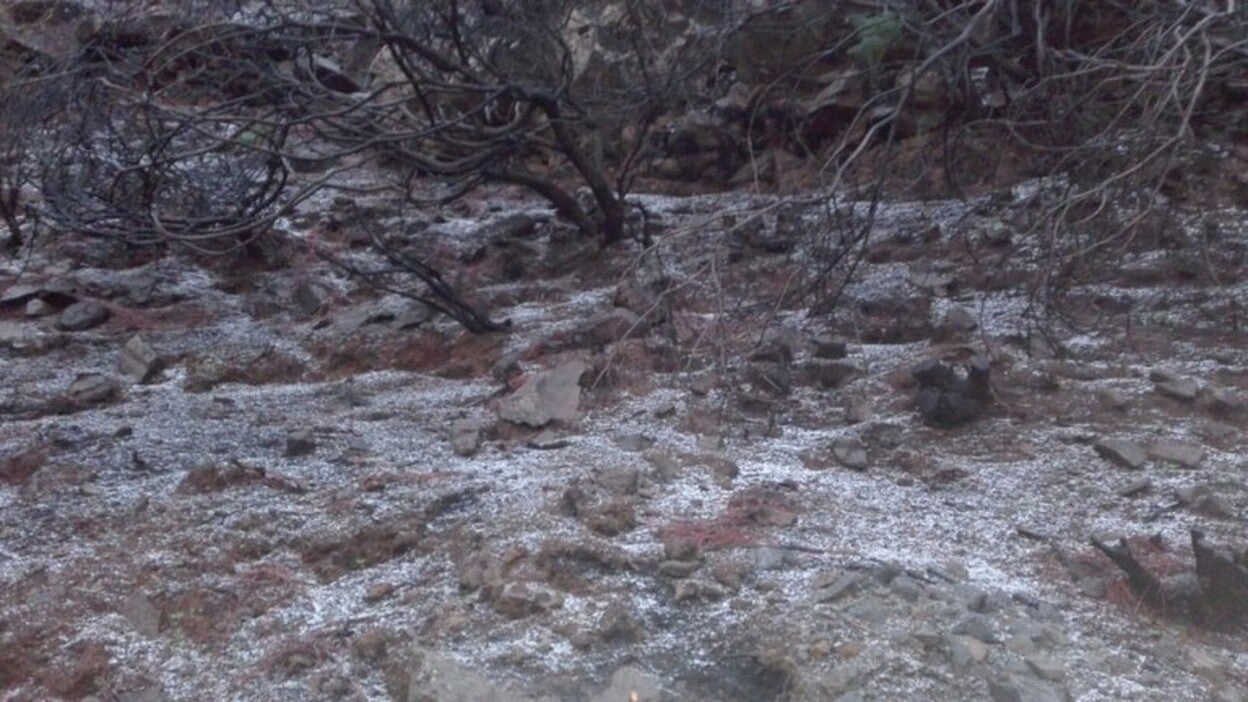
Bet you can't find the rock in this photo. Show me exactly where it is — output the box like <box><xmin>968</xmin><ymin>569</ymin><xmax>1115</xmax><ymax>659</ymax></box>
<box><xmin>946</xmin><ymin>635</ymin><xmax>989</xmax><ymax>667</ymax></box>
<box><xmin>754</xmin><ymin>546</ymin><xmax>793</xmax><ymax>571</ymax></box>
<box><xmin>449</xmin><ymin>418</ymin><xmax>483</xmax><ymax>457</ymax></box>
<box><xmin>1154</xmin><ymin>376</ymin><xmax>1200</xmax><ymax>402</ymax></box>
<box><xmin>843</xmin><ymin>396</ymin><xmax>873</xmax><ymax>424</ymax></box>
<box><xmin>498</xmin><ymin>359</ymin><xmax>587</xmax><ymax>427</ymax></box>
<box><xmin>811</xmin><ymin>335</ymin><xmax>848</xmax><ymax>359</ymax></box>
<box><xmin>24</xmin><ymin>298</ymin><xmax>54</xmax><ymax>316</ymax></box>
<box><xmin>1094</xmin><ymin>438</ymin><xmax>1148</xmax><ymax>469</ymax></box>
<box><xmin>1118</xmin><ymin>478</ymin><xmax>1152</xmax><ymax>497</ymax></box>
<box><xmin>290</xmin><ymin>280</ymin><xmax>327</xmax><ymax>317</ymax></box>
<box><xmin>56</xmin><ymin>300</ymin><xmax>110</xmax><ymax>331</ymax></box>
<box><xmin>832</xmin><ymin>437</ymin><xmax>868</xmax><ymax>471</ymax></box>
<box><xmin>119</xmin><ymin>334</ymin><xmax>163</xmax><ymax>383</ymax></box>
<box><xmin>799</xmin><ymin>360</ymin><xmax>859</xmax><ymax>389</ymax></box>
<box><xmin>393</xmin><ymin>302</ymin><xmax>434</xmax><ymax>330</ymax></box>
<box><xmin>332</xmin><ymin>302</ymin><xmax>395</xmax><ymax>332</ymax></box>
<box><xmin>121</xmin><ymin>592</ymin><xmax>162</xmax><ymax>638</ymax></box>
<box><xmin>1026</xmin><ymin>656</ymin><xmax>1066</xmax><ymax>682</ymax></box>
<box><xmin>933</xmin><ymin>304</ymin><xmax>977</xmax><ymax>341</ymax></box>
<box><xmin>0</xmin><ymin>283</ymin><xmax>40</xmax><ymax>306</ymax></box>
<box><xmin>1147</xmin><ymin>439</ymin><xmax>1205</xmax><ymax>469</ymax></box>
<box><xmin>0</xmin><ymin>447</ymin><xmax>46</xmax><ymax>486</ymax></box>
<box><xmin>1206</xmin><ymin>388</ymin><xmax>1246</xmax><ymax>418</ymax></box>
<box><xmin>987</xmin><ymin>674</ymin><xmax>1070</xmax><ymax>702</ymax></box>
<box><xmin>493</xmin><ymin>582</ymin><xmax>564</xmax><ymax>619</ymax></box>
<box><xmin>68</xmin><ymin>373</ymin><xmax>119</xmax><ymax>406</ymax></box>
<box><xmin>284</xmin><ymin>430</ymin><xmax>317</xmax><ymax>458</ymax></box>
<box><xmin>908</xmin><ymin>261</ymin><xmax>956</xmax><ymax>296</ymax></box>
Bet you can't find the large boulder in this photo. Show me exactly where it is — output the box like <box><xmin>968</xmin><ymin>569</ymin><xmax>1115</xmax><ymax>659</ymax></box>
<box><xmin>497</xmin><ymin>359</ymin><xmax>587</xmax><ymax>427</ymax></box>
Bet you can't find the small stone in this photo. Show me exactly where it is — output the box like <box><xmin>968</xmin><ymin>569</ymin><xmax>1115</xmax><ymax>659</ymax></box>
<box><xmin>811</xmin><ymin>335</ymin><xmax>848</xmax><ymax>360</ymax></box>
<box><xmin>1026</xmin><ymin>656</ymin><xmax>1066</xmax><ymax>682</ymax></box>
<box><xmin>946</xmin><ymin>635</ymin><xmax>989</xmax><ymax>667</ymax></box>
<box><xmin>909</xmin><ymin>262</ymin><xmax>956</xmax><ymax>296</ymax></box>
<box><xmin>0</xmin><ymin>284</ymin><xmax>40</xmax><ymax>306</ymax></box>
<box><xmin>68</xmin><ymin>373</ymin><xmax>119</xmax><ymax>406</ymax></box>
<box><xmin>284</xmin><ymin>430</ymin><xmax>317</xmax><ymax>458</ymax></box>
<box><xmin>1147</xmin><ymin>439</ymin><xmax>1205</xmax><ymax>469</ymax></box>
<box><xmin>1117</xmin><ymin>479</ymin><xmax>1152</xmax><ymax>497</ymax></box>
<box><xmin>933</xmin><ymin>304</ymin><xmax>977</xmax><ymax>341</ymax></box>
<box><xmin>843</xmin><ymin>396</ymin><xmax>873</xmax><ymax>424</ymax></box>
<box><xmin>1206</xmin><ymin>388</ymin><xmax>1246</xmax><ymax>417</ymax></box>
<box><xmin>290</xmin><ymin>280</ymin><xmax>327</xmax><ymax>316</ymax></box>
<box><xmin>846</xmin><ymin>600</ymin><xmax>889</xmax><ymax>623</ymax></box>
<box><xmin>1094</xmin><ymin>438</ymin><xmax>1147</xmax><ymax>469</ymax></box>
<box><xmin>24</xmin><ymin>298</ymin><xmax>54</xmax><ymax>317</ymax></box>
<box><xmin>57</xmin><ymin>300</ymin><xmax>110</xmax><ymax>331</ymax></box>
<box><xmin>832</xmin><ymin>437</ymin><xmax>868</xmax><ymax>471</ymax></box>
<box><xmin>119</xmin><ymin>334</ymin><xmax>163</xmax><ymax>383</ymax></box>
<box><xmin>449</xmin><ymin>418</ymin><xmax>483</xmax><ymax>457</ymax></box>
<box><xmin>121</xmin><ymin>592</ymin><xmax>161</xmax><ymax>638</ymax></box>
<box><xmin>1154</xmin><ymin>377</ymin><xmax>1199</xmax><ymax>402</ymax></box>
<box><xmin>754</xmin><ymin>546</ymin><xmax>792</xmax><ymax>571</ymax></box>
<box><xmin>1005</xmin><ymin>634</ymin><xmax>1037</xmax><ymax>655</ymax></box>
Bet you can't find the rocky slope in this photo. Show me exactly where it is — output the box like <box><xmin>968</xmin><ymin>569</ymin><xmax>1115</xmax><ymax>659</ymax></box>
<box><xmin>1</xmin><ymin>183</ymin><xmax>1247</xmax><ymax>701</ymax></box>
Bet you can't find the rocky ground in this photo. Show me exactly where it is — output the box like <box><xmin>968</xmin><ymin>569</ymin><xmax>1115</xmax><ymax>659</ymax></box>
<box><xmin>1</xmin><ymin>182</ymin><xmax>1247</xmax><ymax>701</ymax></box>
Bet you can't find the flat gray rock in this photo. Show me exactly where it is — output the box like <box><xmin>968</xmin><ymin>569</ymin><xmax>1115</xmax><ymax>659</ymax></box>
<box><xmin>57</xmin><ymin>300</ymin><xmax>110</xmax><ymax>331</ymax></box>
<box><xmin>1155</xmin><ymin>377</ymin><xmax>1199</xmax><ymax>402</ymax></box>
<box><xmin>498</xmin><ymin>359</ymin><xmax>586</xmax><ymax>428</ymax></box>
<box><xmin>1094</xmin><ymin>438</ymin><xmax>1147</xmax><ymax>469</ymax></box>
<box><xmin>1147</xmin><ymin>439</ymin><xmax>1205</xmax><ymax>469</ymax></box>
